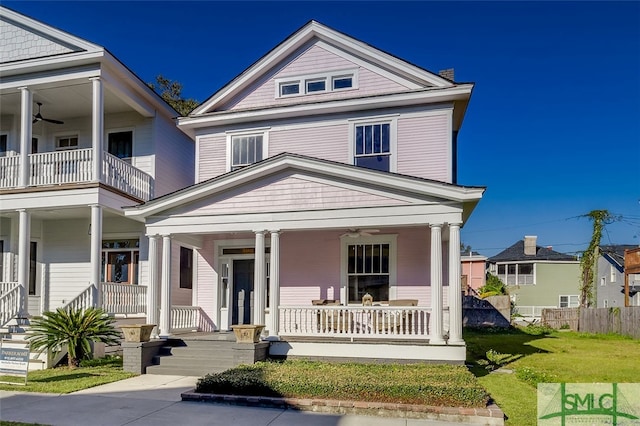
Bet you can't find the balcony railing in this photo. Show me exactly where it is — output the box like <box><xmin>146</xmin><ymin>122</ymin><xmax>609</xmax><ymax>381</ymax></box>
<box><xmin>0</xmin><ymin>149</ymin><xmax>152</xmax><ymax>201</ymax></box>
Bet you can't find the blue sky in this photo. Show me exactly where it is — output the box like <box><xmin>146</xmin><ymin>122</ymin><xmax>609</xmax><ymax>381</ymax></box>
<box><xmin>5</xmin><ymin>1</ymin><xmax>639</xmax><ymax>257</ymax></box>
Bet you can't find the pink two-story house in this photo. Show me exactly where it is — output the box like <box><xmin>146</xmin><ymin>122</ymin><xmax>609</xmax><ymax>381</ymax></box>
<box><xmin>125</xmin><ymin>21</ymin><xmax>485</xmax><ymax>363</ymax></box>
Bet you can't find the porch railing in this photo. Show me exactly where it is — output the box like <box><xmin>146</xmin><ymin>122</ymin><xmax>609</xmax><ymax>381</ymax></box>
<box><xmin>513</xmin><ymin>305</ymin><xmax>557</xmax><ymax>319</ymax></box>
<box><xmin>103</xmin><ymin>152</ymin><xmax>152</xmax><ymax>201</ymax></box>
<box><xmin>0</xmin><ymin>156</ymin><xmax>20</xmax><ymax>188</ymax></box>
<box><xmin>100</xmin><ymin>283</ymin><xmax>146</xmax><ymax>315</ymax></box>
<box><xmin>0</xmin><ymin>150</ymin><xmax>152</xmax><ymax>201</ymax></box>
<box><xmin>0</xmin><ymin>282</ymin><xmax>22</xmax><ymax>327</ymax></box>
<box><xmin>279</xmin><ymin>306</ymin><xmax>437</xmax><ymax>339</ymax></box>
<box><xmin>62</xmin><ymin>284</ymin><xmax>97</xmax><ymax>312</ymax></box>
<box><xmin>171</xmin><ymin>306</ymin><xmax>216</xmax><ymax>332</ymax></box>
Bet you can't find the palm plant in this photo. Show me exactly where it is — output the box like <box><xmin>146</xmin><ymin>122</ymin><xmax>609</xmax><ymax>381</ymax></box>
<box><xmin>27</xmin><ymin>307</ymin><xmax>121</xmax><ymax>368</ymax></box>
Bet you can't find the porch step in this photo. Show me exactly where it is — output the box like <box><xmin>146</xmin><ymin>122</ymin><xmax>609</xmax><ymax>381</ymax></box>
<box><xmin>147</xmin><ymin>336</ymin><xmax>263</xmax><ymax>377</ymax></box>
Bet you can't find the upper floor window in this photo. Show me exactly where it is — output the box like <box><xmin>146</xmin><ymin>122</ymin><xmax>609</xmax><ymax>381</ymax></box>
<box><xmin>56</xmin><ymin>135</ymin><xmax>78</xmax><ymax>150</ymax></box>
<box><xmin>354</xmin><ymin>123</ymin><xmax>391</xmax><ymax>172</ymax></box>
<box><xmin>275</xmin><ymin>69</ymin><xmax>357</xmax><ymax>99</ymax></box>
<box><xmin>610</xmin><ymin>265</ymin><xmax>617</xmax><ymax>283</ymax></box>
<box><xmin>108</xmin><ymin>130</ymin><xmax>133</xmax><ymax>160</ymax></box>
<box><xmin>497</xmin><ymin>263</ymin><xmax>535</xmax><ymax>285</ymax></box>
<box><xmin>228</xmin><ymin>130</ymin><xmax>269</xmax><ymax>171</ymax></box>
<box><xmin>0</xmin><ymin>134</ymin><xmax>7</xmax><ymax>157</ymax></box>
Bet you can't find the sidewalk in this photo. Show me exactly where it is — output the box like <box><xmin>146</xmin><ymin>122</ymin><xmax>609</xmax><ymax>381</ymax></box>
<box><xmin>0</xmin><ymin>374</ymin><xmax>480</xmax><ymax>426</ymax></box>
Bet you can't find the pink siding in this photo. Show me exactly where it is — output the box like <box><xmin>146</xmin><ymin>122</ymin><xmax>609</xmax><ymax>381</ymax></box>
<box><xmin>170</xmin><ymin>243</ymin><xmax>192</xmax><ymax>306</ymax></box>
<box><xmin>196</xmin><ymin>237</ymin><xmax>217</xmax><ymax>324</ymax></box>
<box><xmin>269</xmin><ymin>122</ymin><xmax>349</xmax><ymax>163</ymax></box>
<box><xmin>168</xmin><ymin>173</ymin><xmax>408</xmax><ymax>217</ymax></box>
<box><xmin>462</xmin><ymin>258</ymin><xmax>486</xmax><ymax>291</ymax></box>
<box><xmin>219</xmin><ymin>44</ymin><xmax>410</xmax><ymax>111</ymax></box>
<box><xmin>197</xmin><ymin>133</ymin><xmax>226</xmax><ymax>182</ymax></box>
<box><xmin>280</xmin><ymin>230</ymin><xmax>345</xmax><ymax>305</ymax></box>
<box><xmin>397</xmin><ymin>114</ymin><xmax>450</xmax><ymax>182</ymax></box>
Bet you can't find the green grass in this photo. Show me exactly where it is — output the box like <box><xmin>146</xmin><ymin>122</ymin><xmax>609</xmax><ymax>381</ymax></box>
<box><xmin>0</xmin><ymin>422</ymin><xmax>47</xmax><ymax>426</ymax></box>
<box><xmin>0</xmin><ymin>356</ymin><xmax>136</xmax><ymax>394</ymax></box>
<box><xmin>197</xmin><ymin>359</ymin><xmax>489</xmax><ymax>407</ymax></box>
<box><xmin>465</xmin><ymin>327</ymin><xmax>640</xmax><ymax>425</ymax></box>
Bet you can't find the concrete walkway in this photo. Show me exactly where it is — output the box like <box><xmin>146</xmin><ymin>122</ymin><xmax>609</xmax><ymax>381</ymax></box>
<box><xmin>0</xmin><ymin>374</ymin><xmax>479</xmax><ymax>425</ymax></box>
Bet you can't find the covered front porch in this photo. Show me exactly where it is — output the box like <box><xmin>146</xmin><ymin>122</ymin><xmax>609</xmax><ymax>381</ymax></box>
<box><xmin>124</xmin><ymin>154</ymin><xmax>484</xmax><ymax>362</ymax></box>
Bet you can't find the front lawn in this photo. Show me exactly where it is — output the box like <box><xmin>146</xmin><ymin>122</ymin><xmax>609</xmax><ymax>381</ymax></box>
<box><xmin>465</xmin><ymin>326</ymin><xmax>640</xmax><ymax>425</ymax></box>
<box><xmin>0</xmin><ymin>356</ymin><xmax>135</xmax><ymax>393</ymax></box>
<box><xmin>196</xmin><ymin>360</ymin><xmax>489</xmax><ymax>408</ymax></box>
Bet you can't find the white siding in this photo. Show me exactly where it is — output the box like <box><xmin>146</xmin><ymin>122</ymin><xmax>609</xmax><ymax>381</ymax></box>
<box><xmin>153</xmin><ymin>114</ymin><xmax>195</xmax><ymax>197</ymax></box>
<box><xmin>196</xmin><ymin>237</ymin><xmax>217</xmax><ymax>325</ymax></box>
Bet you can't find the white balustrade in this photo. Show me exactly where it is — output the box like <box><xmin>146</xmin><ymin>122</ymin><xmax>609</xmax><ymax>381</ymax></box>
<box><xmin>0</xmin><ymin>156</ymin><xmax>20</xmax><ymax>188</ymax></box>
<box><xmin>170</xmin><ymin>306</ymin><xmax>216</xmax><ymax>332</ymax></box>
<box><xmin>62</xmin><ymin>284</ymin><xmax>97</xmax><ymax>312</ymax></box>
<box><xmin>279</xmin><ymin>306</ymin><xmax>437</xmax><ymax>339</ymax></box>
<box><xmin>513</xmin><ymin>305</ymin><xmax>556</xmax><ymax>319</ymax></box>
<box><xmin>103</xmin><ymin>152</ymin><xmax>152</xmax><ymax>201</ymax></box>
<box><xmin>0</xmin><ymin>283</ymin><xmax>22</xmax><ymax>327</ymax></box>
<box><xmin>100</xmin><ymin>283</ymin><xmax>147</xmax><ymax>315</ymax></box>
<box><xmin>29</xmin><ymin>148</ymin><xmax>93</xmax><ymax>185</ymax></box>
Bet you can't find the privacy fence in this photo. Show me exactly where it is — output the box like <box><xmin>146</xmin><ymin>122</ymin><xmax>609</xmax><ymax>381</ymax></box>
<box><xmin>542</xmin><ymin>307</ymin><xmax>640</xmax><ymax>339</ymax></box>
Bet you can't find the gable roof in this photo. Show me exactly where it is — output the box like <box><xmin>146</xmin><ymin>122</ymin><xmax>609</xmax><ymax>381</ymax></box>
<box><xmin>191</xmin><ymin>20</ymin><xmax>458</xmax><ymax>116</ymax></box>
<box><xmin>600</xmin><ymin>244</ymin><xmax>639</xmax><ymax>271</ymax></box>
<box><xmin>124</xmin><ymin>152</ymin><xmax>485</xmax><ymax>219</ymax></box>
<box><xmin>489</xmin><ymin>240</ymin><xmax>577</xmax><ymax>262</ymax></box>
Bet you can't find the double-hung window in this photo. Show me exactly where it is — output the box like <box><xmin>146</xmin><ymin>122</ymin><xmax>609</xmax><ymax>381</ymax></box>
<box><xmin>228</xmin><ymin>130</ymin><xmax>268</xmax><ymax>171</ymax></box>
<box><xmin>559</xmin><ymin>295</ymin><xmax>579</xmax><ymax>308</ymax></box>
<box><xmin>353</xmin><ymin>122</ymin><xmax>391</xmax><ymax>172</ymax></box>
<box><xmin>342</xmin><ymin>235</ymin><xmax>396</xmax><ymax>304</ymax></box>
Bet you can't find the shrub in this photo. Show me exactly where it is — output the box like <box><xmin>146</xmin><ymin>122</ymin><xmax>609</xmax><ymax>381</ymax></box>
<box><xmin>518</xmin><ymin>323</ymin><xmax>553</xmax><ymax>336</ymax></box>
<box><xmin>27</xmin><ymin>307</ymin><xmax>121</xmax><ymax>368</ymax></box>
<box><xmin>478</xmin><ymin>274</ymin><xmax>508</xmax><ymax>298</ymax></box>
<box><xmin>516</xmin><ymin>366</ymin><xmax>558</xmax><ymax>387</ymax></box>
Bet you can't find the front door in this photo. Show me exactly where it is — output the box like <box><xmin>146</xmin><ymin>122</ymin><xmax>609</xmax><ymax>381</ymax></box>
<box><xmin>232</xmin><ymin>259</ymin><xmax>254</xmax><ymax>325</ymax></box>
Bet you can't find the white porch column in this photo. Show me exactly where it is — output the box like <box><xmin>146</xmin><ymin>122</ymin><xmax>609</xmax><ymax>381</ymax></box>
<box><xmin>19</xmin><ymin>87</ymin><xmax>32</xmax><ymax>188</ymax></box>
<box><xmin>17</xmin><ymin>209</ymin><xmax>30</xmax><ymax>317</ymax></box>
<box><xmin>89</xmin><ymin>205</ymin><xmax>102</xmax><ymax>308</ymax></box>
<box><xmin>147</xmin><ymin>235</ymin><xmax>160</xmax><ymax>338</ymax></box>
<box><xmin>429</xmin><ymin>224</ymin><xmax>445</xmax><ymax>344</ymax></box>
<box><xmin>253</xmin><ymin>230</ymin><xmax>266</xmax><ymax>326</ymax></box>
<box><xmin>448</xmin><ymin>223</ymin><xmax>463</xmax><ymax>344</ymax></box>
<box><xmin>268</xmin><ymin>230</ymin><xmax>280</xmax><ymax>339</ymax></box>
<box><xmin>91</xmin><ymin>77</ymin><xmax>104</xmax><ymax>182</ymax></box>
<box><xmin>159</xmin><ymin>235</ymin><xmax>172</xmax><ymax>338</ymax></box>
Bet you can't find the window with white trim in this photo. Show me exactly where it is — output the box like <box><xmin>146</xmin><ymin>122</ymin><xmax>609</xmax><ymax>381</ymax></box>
<box><xmin>497</xmin><ymin>263</ymin><xmax>535</xmax><ymax>285</ymax></box>
<box><xmin>0</xmin><ymin>134</ymin><xmax>7</xmax><ymax>157</ymax></box>
<box><xmin>610</xmin><ymin>265</ymin><xmax>617</xmax><ymax>283</ymax></box>
<box><xmin>56</xmin><ymin>135</ymin><xmax>78</xmax><ymax>150</ymax></box>
<box><xmin>275</xmin><ymin>70</ymin><xmax>357</xmax><ymax>98</ymax></box>
<box><xmin>559</xmin><ymin>295</ymin><xmax>579</xmax><ymax>308</ymax></box>
<box><xmin>348</xmin><ymin>243</ymin><xmax>390</xmax><ymax>303</ymax></box>
<box><xmin>108</xmin><ymin>130</ymin><xmax>133</xmax><ymax>160</ymax></box>
<box><xmin>230</xmin><ymin>134</ymin><xmax>264</xmax><ymax>171</ymax></box>
<box><xmin>354</xmin><ymin>123</ymin><xmax>391</xmax><ymax>172</ymax></box>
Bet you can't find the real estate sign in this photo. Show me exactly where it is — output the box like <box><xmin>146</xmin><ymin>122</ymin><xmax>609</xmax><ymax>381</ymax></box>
<box><xmin>0</xmin><ymin>340</ymin><xmax>30</xmax><ymax>385</ymax></box>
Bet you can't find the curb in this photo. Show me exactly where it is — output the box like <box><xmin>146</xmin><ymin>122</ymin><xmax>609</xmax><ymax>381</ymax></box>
<box><xmin>181</xmin><ymin>390</ymin><xmax>505</xmax><ymax>425</ymax></box>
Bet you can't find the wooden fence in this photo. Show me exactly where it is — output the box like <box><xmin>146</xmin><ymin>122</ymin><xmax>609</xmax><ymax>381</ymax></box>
<box><xmin>542</xmin><ymin>307</ymin><xmax>640</xmax><ymax>339</ymax></box>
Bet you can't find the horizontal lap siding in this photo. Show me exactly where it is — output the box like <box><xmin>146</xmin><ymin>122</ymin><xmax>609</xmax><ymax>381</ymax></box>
<box><xmin>171</xmin><ymin>242</ymin><xmax>192</xmax><ymax>306</ymax></box>
<box><xmin>196</xmin><ymin>237</ymin><xmax>217</xmax><ymax>324</ymax></box>
<box><xmin>269</xmin><ymin>122</ymin><xmax>348</xmax><ymax>163</ymax></box>
<box><xmin>197</xmin><ymin>133</ymin><xmax>226</xmax><ymax>182</ymax></box>
<box><xmin>171</xmin><ymin>175</ymin><xmax>406</xmax><ymax>216</ymax></box>
<box><xmin>222</xmin><ymin>44</ymin><xmax>410</xmax><ymax>111</ymax></box>
<box><xmin>280</xmin><ymin>231</ymin><xmax>341</xmax><ymax>305</ymax></box>
<box><xmin>397</xmin><ymin>113</ymin><xmax>450</xmax><ymax>182</ymax></box>
<box><xmin>153</xmin><ymin>116</ymin><xmax>195</xmax><ymax>196</ymax></box>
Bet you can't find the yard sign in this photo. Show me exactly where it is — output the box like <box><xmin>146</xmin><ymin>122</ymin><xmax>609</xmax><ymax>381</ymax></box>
<box><xmin>0</xmin><ymin>340</ymin><xmax>30</xmax><ymax>385</ymax></box>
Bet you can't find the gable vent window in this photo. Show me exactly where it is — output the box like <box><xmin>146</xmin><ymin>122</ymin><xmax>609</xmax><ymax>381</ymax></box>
<box><xmin>275</xmin><ymin>69</ymin><xmax>357</xmax><ymax>99</ymax></box>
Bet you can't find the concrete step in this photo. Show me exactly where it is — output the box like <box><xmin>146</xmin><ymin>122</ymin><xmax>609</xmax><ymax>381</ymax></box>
<box><xmin>152</xmin><ymin>355</ymin><xmax>236</xmax><ymax>369</ymax></box>
<box><xmin>166</xmin><ymin>347</ymin><xmax>237</xmax><ymax>357</ymax></box>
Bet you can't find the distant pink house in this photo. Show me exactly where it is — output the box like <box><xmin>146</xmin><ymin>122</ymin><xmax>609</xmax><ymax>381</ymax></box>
<box><xmin>461</xmin><ymin>251</ymin><xmax>488</xmax><ymax>294</ymax></box>
<box><xmin>125</xmin><ymin>21</ymin><xmax>485</xmax><ymax>363</ymax></box>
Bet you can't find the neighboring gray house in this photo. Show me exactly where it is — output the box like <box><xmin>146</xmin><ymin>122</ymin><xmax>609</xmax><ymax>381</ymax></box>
<box><xmin>597</xmin><ymin>245</ymin><xmax>640</xmax><ymax>308</ymax></box>
<box><xmin>488</xmin><ymin>236</ymin><xmax>580</xmax><ymax>318</ymax></box>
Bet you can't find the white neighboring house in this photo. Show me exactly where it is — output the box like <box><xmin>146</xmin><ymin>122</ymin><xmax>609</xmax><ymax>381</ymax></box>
<box><xmin>597</xmin><ymin>245</ymin><xmax>640</xmax><ymax>308</ymax></box>
<box><xmin>0</xmin><ymin>6</ymin><xmax>194</xmax><ymax>331</ymax></box>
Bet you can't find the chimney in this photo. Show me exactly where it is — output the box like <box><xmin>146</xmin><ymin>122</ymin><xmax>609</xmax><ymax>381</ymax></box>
<box><xmin>524</xmin><ymin>236</ymin><xmax>537</xmax><ymax>256</ymax></box>
<box><xmin>438</xmin><ymin>68</ymin><xmax>455</xmax><ymax>81</ymax></box>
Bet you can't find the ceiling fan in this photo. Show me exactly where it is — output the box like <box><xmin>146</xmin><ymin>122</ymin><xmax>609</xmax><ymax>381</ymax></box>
<box><xmin>341</xmin><ymin>228</ymin><xmax>380</xmax><ymax>238</ymax></box>
<box><xmin>33</xmin><ymin>102</ymin><xmax>64</xmax><ymax>125</ymax></box>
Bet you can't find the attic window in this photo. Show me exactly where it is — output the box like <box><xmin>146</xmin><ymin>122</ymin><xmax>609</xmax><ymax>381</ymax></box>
<box><xmin>275</xmin><ymin>69</ymin><xmax>358</xmax><ymax>99</ymax></box>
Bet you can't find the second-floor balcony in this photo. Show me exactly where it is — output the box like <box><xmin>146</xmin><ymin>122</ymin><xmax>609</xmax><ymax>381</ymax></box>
<box><xmin>0</xmin><ymin>148</ymin><xmax>153</xmax><ymax>201</ymax></box>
